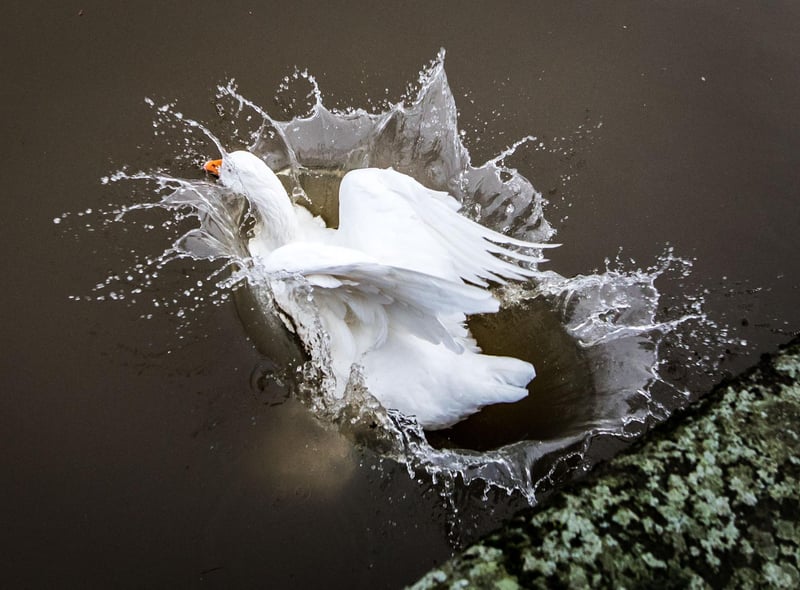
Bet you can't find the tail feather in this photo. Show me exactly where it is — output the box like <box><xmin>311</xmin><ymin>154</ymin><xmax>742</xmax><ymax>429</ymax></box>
<box><xmin>362</xmin><ymin>332</ymin><xmax>534</xmax><ymax>429</ymax></box>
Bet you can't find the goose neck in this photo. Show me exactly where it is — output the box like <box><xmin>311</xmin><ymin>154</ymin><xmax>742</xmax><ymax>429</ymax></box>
<box><xmin>250</xmin><ymin>179</ymin><xmax>298</xmax><ymax>250</ymax></box>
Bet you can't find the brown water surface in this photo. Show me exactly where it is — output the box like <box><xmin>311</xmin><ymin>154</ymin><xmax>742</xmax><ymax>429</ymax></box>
<box><xmin>2</xmin><ymin>2</ymin><xmax>799</xmax><ymax>588</ymax></box>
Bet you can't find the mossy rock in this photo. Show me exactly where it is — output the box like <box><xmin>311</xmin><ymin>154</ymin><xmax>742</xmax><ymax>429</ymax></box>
<box><xmin>411</xmin><ymin>337</ymin><xmax>800</xmax><ymax>589</ymax></box>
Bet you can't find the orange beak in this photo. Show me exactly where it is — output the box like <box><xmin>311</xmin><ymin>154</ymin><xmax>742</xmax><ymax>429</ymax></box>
<box><xmin>203</xmin><ymin>159</ymin><xmax>223</xmax><ymax>177</ymax></box>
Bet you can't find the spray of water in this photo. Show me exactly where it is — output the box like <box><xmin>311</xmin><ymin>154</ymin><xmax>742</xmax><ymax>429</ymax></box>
<box><xmin>77</xmin><ymin>51</ymin><xmax>733</xmax><ymax>504</ymax></box>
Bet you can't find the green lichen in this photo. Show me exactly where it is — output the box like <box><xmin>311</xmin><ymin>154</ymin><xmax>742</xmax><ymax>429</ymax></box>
<box><xmin>409</xmin><ymin>337</ymin><xmax>800</xmax><ymax>589</ymax></box>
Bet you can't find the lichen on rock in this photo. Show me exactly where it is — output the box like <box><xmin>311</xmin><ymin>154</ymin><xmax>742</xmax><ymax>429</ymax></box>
<box><xmin>410</xmin><ymin>337</ymin><xmax>800</xmax><ymax>589</ymax></box>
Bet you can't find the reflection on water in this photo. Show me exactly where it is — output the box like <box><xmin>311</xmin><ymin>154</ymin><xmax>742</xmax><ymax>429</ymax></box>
<box><xmin>93</xmin><ymin>51</ymin><xmax>731</xmax><ymax>504</ymax></box>
<box><xmin>247</xmin><ymin>400</ymin><xmax>357</xmax><ymax>501</ymax></box>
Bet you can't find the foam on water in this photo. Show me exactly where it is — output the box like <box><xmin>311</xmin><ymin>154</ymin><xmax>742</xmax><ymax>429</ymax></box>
<box><xmin>85</xmin><ymin>51</ymin><xmax>732</xmax><ymax>504</ymax></box>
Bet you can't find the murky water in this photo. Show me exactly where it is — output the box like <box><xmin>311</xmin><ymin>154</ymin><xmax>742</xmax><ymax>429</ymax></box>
<box><xmin>4</xmin><ymin>2</ymin><xmax>799</xmax><ymax>588</ymax></box>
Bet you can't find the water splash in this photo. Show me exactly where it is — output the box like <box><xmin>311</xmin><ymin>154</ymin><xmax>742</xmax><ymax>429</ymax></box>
<box><xmin>88</xmin><ymin>51</ymin><xmax>731</xmax><ymax>504</ymax></box>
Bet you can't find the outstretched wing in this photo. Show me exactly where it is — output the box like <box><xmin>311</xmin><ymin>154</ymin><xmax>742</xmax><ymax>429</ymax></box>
<box><xmin>262</xmin><ymin>242</ymin><xmax>497</xmax><ymax>356</ymax></box>
<box><xmin>335</xmin><ymin>168</ymin><xmax>555</xmax><ymax>286</ymax></box>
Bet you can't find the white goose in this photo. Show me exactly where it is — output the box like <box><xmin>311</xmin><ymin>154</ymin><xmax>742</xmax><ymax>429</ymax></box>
<box><xmin>204</xmin><ymin>150</ymin><xmax>551</xmax><ymax>429</ymax></box>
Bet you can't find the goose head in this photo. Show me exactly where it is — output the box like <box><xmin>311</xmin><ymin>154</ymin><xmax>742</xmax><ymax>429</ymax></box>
<box><xmin>204</xmin><ymin>150</ymin><xmax>297</xmax><ymax>251</ymax></box>
<box><xmin>204</xmin><ymin>150</ymin><xmax>285</xmax><ymax>197</ymax></box>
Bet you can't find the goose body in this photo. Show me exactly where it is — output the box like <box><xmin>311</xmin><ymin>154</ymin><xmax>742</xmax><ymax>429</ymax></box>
<box><xmin>207</xmin><ymin>150</ymin><xmax>549</xmax><ymax>429</ymax></box>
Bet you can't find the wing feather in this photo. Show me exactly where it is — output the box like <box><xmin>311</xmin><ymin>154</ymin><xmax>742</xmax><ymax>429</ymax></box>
<box><xmin>263</xmin><ymin>242</ymin><xmax>497</xmax><ymax>356</ymax></box>
<box><xmin>335</xmin><ymin>168</ymin><xmax>556</xmax><ymax>286</ymax></box>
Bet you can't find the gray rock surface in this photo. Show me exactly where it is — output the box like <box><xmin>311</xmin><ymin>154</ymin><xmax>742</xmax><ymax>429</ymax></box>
<box><xmin>410</xmin><ymin>337</ymin><xmax>800</xmax><ymax>589</ymax></box>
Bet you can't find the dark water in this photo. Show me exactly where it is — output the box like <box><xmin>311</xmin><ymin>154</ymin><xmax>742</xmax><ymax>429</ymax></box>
<box><xmin>2</xmin><ymin>2</ymin><xmax>799</xmax><ymax>588</ymax></box>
